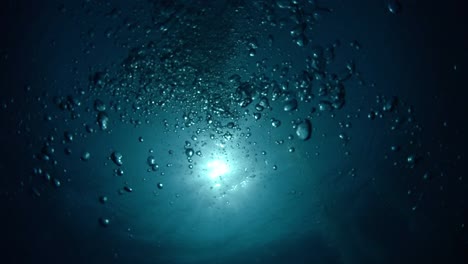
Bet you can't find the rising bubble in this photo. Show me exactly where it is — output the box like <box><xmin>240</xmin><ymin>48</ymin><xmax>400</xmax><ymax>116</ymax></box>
<box><xmin>296</xmin><ymin>119</ymin><xmax>312</xmax><ymax>140</ymax></box>
<box><xmin>111</xmin><ymin>151</ymin><xmax>123</xmax><ymax>166</ymax></box>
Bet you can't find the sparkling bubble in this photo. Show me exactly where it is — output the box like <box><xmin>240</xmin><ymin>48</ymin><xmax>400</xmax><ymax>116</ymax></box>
<box><xmin>239</xmin><ymin>98</ymin><xmax>253</xmax><ymax>108</ymax></box>
<box><xmin>85</xmin><ymin>124</ymin><xmax>94</xmax><ymax>133</ymax></box>
<box><xmin>338</xmin><ymin>133</ymin><xmax>349</xmax><ymax>143</ymax></box>
<box><xmin>290</xmin><ymin>24</ymin><xmax>304</xmax><ymax>37</ymax></box>
<box><xmin>99</xmin><ymin>196</ymin><xmax>108</xmax><ymax>204</ymax></box>
<box><xmin>253</xmin><ymin>112</ymin><xmax>261</xmax><ymax>120</ymax></box>
<box><xmin>258</xmin><ymin>97</ymin><xmax>270</xmax><ymax>109</ymax></box>
<box><xmin>382</xmin><ymin>96</ymin><xmax>398</xmax><ymax>112</ymax></box>
<box><xmin>157</xmin><ymin>183</ymin><xmax>163</xmax><ymax>189</ymax></box>
<box><xmin>387</xmin><ymin>0</ymin><xmax>402</xmax><ymax>14</ymax></box>
<box><xmin>33</xmin><ymin>167</ymin><xmax>43</xmax><ymax>176</ymax></box>
<box><xmin>294</xmin><ymin>34</ymin><xmax>308</xmax><ymax>47</ymax></box>
<box><xmin>53</xmin><ymin>178</ymin><xmax>61</xmax><ymax>188</ymax></box>
<box><xmin>318</xmin><ymin>101</ymin><xmax>333</xmax><ymax>112</ymax></box>
<box><xmin>99</xmin><ymin>217</ymin><xmax>110</xmax><ymax>227</ymax></box>
<box><xmin>81</xmin><ymin>151</ymin><xmax>90</xmax><ymax>161</ymax></box>
<box><xmin>390</xmin><ymin>145</ymin><xmax>400</xmax><ymax>152</ymax></box>
<box><xmin>111</xmin><ymin>151</ymin><xmax>123</xmax><ymax>166</ymax></box>
<box><xmin>283</xmin><ymin>99</ymin><xmax>298</xmax><ymax>112</ymax></box>
<box><xmin>38</xmin><ymin>153</ymin><xmax>50</xmax><ymax>161</ymax></box>
<box><xmin>185</xmin><ymin>148</ymin><xmax>194</xmax><ymax>158</ymax></box>
<box><xmin>116</xmin><ymin>168</ymin><xmax>124</xmax><ymax>176</ymax></box>
<box><xmin>97</xmin><ymin>112</ymin><xmax>109</xmax><ymax>130</ymax></box>
<box><xmin>147</xmin><ymin>156</ymin><xmax>156</xmax><ymax>166</ymax></box>
<box><xmin>43</xmin><ymin>172</ymin><xmax>51</xmax><ymax>182</ymax></box>
<box><xmin>271</xmin><ymin>118</ymin><xmax>281</xmax><ymax>128</ymax></box>
<box><xmin>423</xmin><ymin>172</ymin><xmax>430</xmax><ymax>180</ymax></box>
<box><xmin>151</xmin><ymin>164</ymin><xmax>159</xmax><ymax>171</ymax></box>
<box><xmin>64</xmin><ymin>131</ymin><xmax>73</xmax><ymax>143</ymax></box>
<box><xmin>296</xmin><ymin>119</ymin><xmax>312</xmax><ymax>140</ymax></box>
<box><xmin>42</xmin><ymin>145</ymin><xmax>55</xmax><ymax>156</ymax></box>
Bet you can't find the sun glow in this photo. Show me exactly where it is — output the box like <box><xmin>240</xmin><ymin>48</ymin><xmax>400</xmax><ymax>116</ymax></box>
<box><xmin>207</xmin><ymin>159</ymin><xmax>229</xmax><ymax>179</ymax></box>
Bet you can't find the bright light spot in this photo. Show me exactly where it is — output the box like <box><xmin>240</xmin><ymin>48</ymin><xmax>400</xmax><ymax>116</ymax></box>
<box><xmin>207</xmin><ymin>160</ymin><xmax>229</xmax><ymax>179</ymax></box>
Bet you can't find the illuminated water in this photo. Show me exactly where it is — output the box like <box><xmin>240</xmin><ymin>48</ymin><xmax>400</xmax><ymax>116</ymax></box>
<box><xmin>0</xmin><ymin>0</ymin><xmax>467</xmax><ymax>263</ymax></box>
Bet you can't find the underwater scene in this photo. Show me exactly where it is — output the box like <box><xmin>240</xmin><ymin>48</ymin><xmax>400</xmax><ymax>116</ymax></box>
<box><xmin>0</xmin><ymin>0</ymin><xmax>467</xmax><ymax>263</ymax></box>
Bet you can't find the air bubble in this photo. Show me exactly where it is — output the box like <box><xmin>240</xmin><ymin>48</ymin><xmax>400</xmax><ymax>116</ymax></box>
<box><xmin>64</xmin><ymin>131</ymin><xmax>73</xmax><ymax>143</ymax></box>
<box><xmin>111</xmin><ymin>151</ymin><xmax>123</xmax><ymax>166</ymax></box>
<box><xmin>318</xmin><ymin>101</ymin><xmax>333</xmax><ymax>112</ymax></box>
<box><xmin>390</xmin><ymin>145</ymin><xmax>400</xmax><ymax>152</ymax></box>
<box><xmin>296</xmin><ymin>119</ymin><xmax>312</xmax><ymax>140</ymax></box>
<box><xmin>116</xmin><ymin>168</ymin><xmax>124</xmax><ymax>176</ymax></box>
<box><xmin>81</xmin><ymin>151</ymin><xmax>90</xmax><ymax>161</ymax></box>
<box><xmin>271</xmin><ymin>118</ymin><xmax>281</xmax><ymax>128</ymax></box>
<box><xmin>407</xmin><ymin>155</ymin><xmax>416</xmax><ymax>166</ymax></box>
<box><xmin>253</xmin><ymin>113</ymin><xmax>261</xmax><ymax>120</ymax></box>
<box><xmin>99</xmin><ymin>218</ymin><xmax>110</xmax><ymax>227</ymax></box>
<box><xmin>147</xmin><ymin>156</ymin><xmax>156</xmax><ymax>166</ymax></box>
<box><xmin>99</xmin><ymin>196</ymin><xmax>108</xmax><ymax>204</ymax></box>
<box><xmin>185</xmin><ymin>148</ymin><xmax>194</xmax><ymax>158</ymax></box>
<box><xmin>97</xmin><ymin>112</ymin><xmax>109</xmax><ymax>130</ymax></box>
<box><xmin>283</xmin><ymin>99</ymin><xmax>298</xmax><ymax>112</ymax></box>
<box><xmin>387</xmin><ymin>0</ymin><xmax>402</xmax><ymax>14</ymax></box>
<box><xmin>43</xmin><ymin>172</ymin><xmax>51</xmax><ymax>182</ymax></box>
<box><xmin>53</xmin><ymin>178</ymin><xmax>61</xmax><ymax>188</ymax></box>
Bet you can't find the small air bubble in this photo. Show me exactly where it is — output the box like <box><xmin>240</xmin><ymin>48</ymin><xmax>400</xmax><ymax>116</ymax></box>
<box><xmin>81</xmin><ymin>151</ymin><xmax>90</xmax><ymax>161</ymax></box>
<box><xmin>99</xmin><ymin>218</ymin><xmax>110</xmax><ymax>227</ymax></box>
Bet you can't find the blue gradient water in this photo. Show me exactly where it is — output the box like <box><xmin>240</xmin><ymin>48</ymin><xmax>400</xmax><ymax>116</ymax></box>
<box><xmin>0</xmin><ymin>1</ymin><xmax>467</xmax><ymax>263</ymax></box>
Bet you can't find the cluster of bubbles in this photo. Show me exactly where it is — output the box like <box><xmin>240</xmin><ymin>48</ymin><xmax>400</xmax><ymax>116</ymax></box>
<box><xmin>18</xmin><ymin>0</ymin><xmax>459</xmax><ymax>231</ymax></box>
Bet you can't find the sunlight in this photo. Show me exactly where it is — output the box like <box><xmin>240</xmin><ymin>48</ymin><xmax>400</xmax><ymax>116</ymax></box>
<box><xmin>206</xmin><ymin>159</ymin><xmax>229</xmax><ymax>179</ymax></box>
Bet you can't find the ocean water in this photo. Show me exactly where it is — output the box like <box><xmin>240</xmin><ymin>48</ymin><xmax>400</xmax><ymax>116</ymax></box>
<box><xmin>0</xmin><ymin>0</ymin><xmax>467</xmax><ymax>263</ymax></box>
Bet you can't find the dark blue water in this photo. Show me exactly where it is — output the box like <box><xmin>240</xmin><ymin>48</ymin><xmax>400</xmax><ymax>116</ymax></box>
<box><xmin>1</xmin><ymin>0</ymin><xmax>467</xmax><ymax>263</ymax></box>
